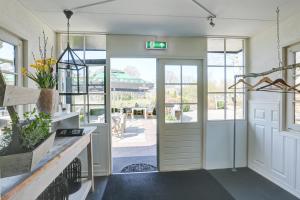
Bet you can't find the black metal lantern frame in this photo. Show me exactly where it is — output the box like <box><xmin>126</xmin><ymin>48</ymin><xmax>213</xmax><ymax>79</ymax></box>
<box><xmin>56</xmin><ymin>9</ymin><xmax>89</xmax><ymax>95</ymax></box>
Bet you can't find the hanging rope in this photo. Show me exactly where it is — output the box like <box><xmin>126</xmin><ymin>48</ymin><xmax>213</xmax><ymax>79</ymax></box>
<box><xmin>276</xmin><ymin>7</ymin><xmax>282</xmax><ymax>68</ymax></box>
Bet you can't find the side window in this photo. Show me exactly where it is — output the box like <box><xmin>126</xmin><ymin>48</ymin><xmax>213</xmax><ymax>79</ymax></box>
<box><xmin>207</xmin><ymin>38</ymin><xmax>245</xmax><ymax>120</ymax></box>
<box><xmin>0</xmin><ymin>36</ymin><xmax>22</xmax><ymax>135</ymax></box>
<box><xmin>293</xmin><ymin>52</ymin><xmax>300</xmax><ymax>124</ymax></box>
<box><xmin>164</xmin><ymin>65</ymin><xmax>198</xmax><ymax>123</ymax></box>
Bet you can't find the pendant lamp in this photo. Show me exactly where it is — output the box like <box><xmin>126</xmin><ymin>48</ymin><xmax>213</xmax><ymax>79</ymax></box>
<box><xmin>56</xmin><ymin>10</ymin><xmax>88</xmax><ymax>95</ymax></box>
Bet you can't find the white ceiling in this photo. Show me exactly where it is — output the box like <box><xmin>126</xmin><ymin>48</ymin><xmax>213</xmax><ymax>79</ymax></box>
<box><xmin>18</xmin><ymin>0</ymin><xmax>300</xmax><ymax>37</ymax></box>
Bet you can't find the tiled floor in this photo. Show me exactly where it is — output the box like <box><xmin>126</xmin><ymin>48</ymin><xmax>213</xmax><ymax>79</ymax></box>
<box><xmin>112</xmin><ymin>118</ymin><xmax>157</xmax><ymax>173</ymax></box>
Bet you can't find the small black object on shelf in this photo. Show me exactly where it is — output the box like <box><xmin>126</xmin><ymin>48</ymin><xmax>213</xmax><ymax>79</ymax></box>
<box><xmin>62</xmin><ymin>158</ymin><xmax>82</xmax><ymax>194</ymax></box>
<box><xmin>56</xmin><ymin>128</ymin><xmax>84</xmax><ymax>137</ymax></box>
<box><xmin>37</xmin><ymin>175</ymin><xmax>69</xmax><ymax>200</ymax></box>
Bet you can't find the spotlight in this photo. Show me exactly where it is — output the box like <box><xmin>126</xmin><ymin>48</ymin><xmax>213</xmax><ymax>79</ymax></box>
<box><xmin>208</xmin><ymin>16</ymin><xmax>215</xmax><ymax>27</ymax></box>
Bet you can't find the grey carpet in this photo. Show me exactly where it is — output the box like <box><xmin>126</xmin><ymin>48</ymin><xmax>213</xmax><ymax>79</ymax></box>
<box><xmin>209</xmin><ymin>168</ymin><xmax>299</xmax><ymax>200</ymax></box>
<box><xmin>87</xmin><ymin>176</ymin><xmax>108</xmax><ymax>200</ymax></box>
<box><xmin>102</xmin><ymin>170</ymin><xmax>234</xmax><ymax>200</ymax></box>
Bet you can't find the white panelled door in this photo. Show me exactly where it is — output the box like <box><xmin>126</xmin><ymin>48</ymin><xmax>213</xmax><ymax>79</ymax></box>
<box><xmin>157</xmin><ymin>59</ymin><xmax>203</xmax><ymax>171</ymax></box>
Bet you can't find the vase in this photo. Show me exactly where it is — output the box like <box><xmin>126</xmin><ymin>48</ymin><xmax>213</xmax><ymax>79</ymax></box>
<box><xmin>36</xmin><ymin>89</ymin><xmax>59</xmax><ymax>115</ymax></box>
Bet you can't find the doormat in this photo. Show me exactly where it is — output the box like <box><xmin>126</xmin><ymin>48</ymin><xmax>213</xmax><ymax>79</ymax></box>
<box><xmin>121</xmin><ymin>163</ymin><xmax>157</xmax><ymax>173</ymax></box>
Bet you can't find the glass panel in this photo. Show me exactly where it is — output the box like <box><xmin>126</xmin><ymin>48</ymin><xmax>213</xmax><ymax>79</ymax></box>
<box><xmin>295</xmin><ymin>102</ymin><xmax>300</xmax><ymax>124</ymax></box>
<box><xmin>208</xmin><ymin>38</ymin><xmax>225</xmax><ymax>66</ymax></box>
<box><xmin>296</xmin><ymin>52</ymin><xmax>300</xmax><ymax>64</ymax></box>
<box><xmin>182</xmin><ymin>65</ymin><xmax>197</xmax><ymax>83</ymax></box>
<box><xmin>85</xmin><ymin>51</ymin><xmax>106</xmax><ymax>60</ymax></box>
<box><xmin>165</xmin><ymin>104</ymin><xmax>181</xmax><ymax>123</ymax></box>
<box><xmin>0</xmin><ymin>40</ymin><xmax>16</xmax><ymax>73</ymax></box>
<box><xmin>182</xmin><ymin>104</ymin><xmax>197</xmax><ymax>122</ymax></box>
<box><xmin>63</xmin><ymin>35</ymin><xmax>84</xmax><ymax>50</ymax></box>
<box><xmin>72</xmin><ymin>95</ymin><xmax>86</xmax><ymax>104</ymax></box>
<box><xmin>208</xmin><ymin>67</ymin><xmax>225</xmax><ymax>92</ymax></box>
<box><xmin>85</xmin><ymin>35</ymin><xmax>106</xmax><ymax>50</ymax></box>
<box><xmin>226</xmin><ymin>67</ymin><xmax>244</xmax><ymax>92</ymax></box>
<box><xmin>165</xmin><ymin>65</ymin><xmax>180</xmax><ymax>83</ymax></box>
<box><xmin>208</xmin><ymin>93</ymin><xmax>225</xmax><ymax>120</ymax></box>
<box><xmin>89</xmin><ymin>105</ymin><xmax>105</xmax><ymax>123</ymax></box>
<box><xmin>72</xmin><ymin>105</ymin><xmax>87</xmax><ymax>123</ymax></box>
<box><xmin>182</xmin><ymin>85</ymin><xmax>197</xmax><ymax>103</ymax></box>
<box><xmin>226</xmin><ymin>93</ymin><xmax>244</xmax><ymax>119</ymax></box>
<box><xmin>89</xmin><ymin>65</ymin><xmax>105</xmax><ymax>85</ymax></box>
<box><xmin>89</xmin><ymin>94</ymin><xmax>105</xmax><ymax>104</ymax></box>
<box><xmin>226</xmin><ymin>39</ymin><xmax>244</xmax><ymax>66</ymax></box>
<box><xmin>165</xmin><ymin>85</ymin><xmax>181</xmax><ymax>103</ymax></box>
<box><xmin>2</xmin><ymin>73</ymin><xmax>15</xmax><ymax>85</ymax></box>
<box><xmin>0</xmin><ymin>41</ymin><xmax>15</xmax><ymax>73</ymax></box>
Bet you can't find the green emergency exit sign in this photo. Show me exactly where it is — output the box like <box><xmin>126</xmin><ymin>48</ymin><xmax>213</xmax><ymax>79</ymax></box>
<box><xmin>146</xmin><ymin>41</ymin><xmax>168</xmax><ymax>49</ymax></box>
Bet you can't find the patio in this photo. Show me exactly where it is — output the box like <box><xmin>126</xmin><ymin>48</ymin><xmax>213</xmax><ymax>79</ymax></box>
<box><xmin>112</xmin><ymin>118</ymin><xmax>157</xmax><ymax>173</ymax></box>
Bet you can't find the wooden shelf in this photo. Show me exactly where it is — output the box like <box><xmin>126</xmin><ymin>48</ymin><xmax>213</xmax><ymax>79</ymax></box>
<box><xmin>69</xmin><ymin>179</ymin><xmax>92</xmax><ymax>200</ymax></box>
<box><xmin>52</xmin><ymin>112</ymin><xmax>79</xmax><ymax>123</ymax></box>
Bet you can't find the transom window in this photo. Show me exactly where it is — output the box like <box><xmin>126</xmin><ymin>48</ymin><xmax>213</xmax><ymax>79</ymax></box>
<box><xmin>207</xmin><ymin>38</ymin><xmax>245</xmax><ymax>120</ymax></box>
<box><xmin>164</xmin><ymin>65</ymin><xmax>198</xmax><ymax>123</ymax></box>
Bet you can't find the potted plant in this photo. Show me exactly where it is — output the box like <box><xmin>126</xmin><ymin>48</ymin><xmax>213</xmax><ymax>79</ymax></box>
<box><xmin>0</xmin><ymin>109</ymin><xmax>55</xmax><ymax>177</ymax></box>
<box><xmin>22</xmin><ymin>31</ymin><xmax>58</xmax><ymax>115</ymax></box>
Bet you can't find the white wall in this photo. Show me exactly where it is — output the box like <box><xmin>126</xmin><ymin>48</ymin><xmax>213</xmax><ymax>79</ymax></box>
<box><xmin>107</xmin><ymin>35</ymin><xmax>207</xmax><ymax>59</ymax></box>
<box><xmin>205</xmin><ymin>120</ymin><xmax>247</xmax><ymax>169</ymax></box>
<box><xmin>248</xmin><ymin>11</ymin><xmax>300</xmax><ymax>198</ymax></box>
<box><xmin>0</xmin><ymin>0</ymin><xmax>55</xmax><ymax>87</ymax></box>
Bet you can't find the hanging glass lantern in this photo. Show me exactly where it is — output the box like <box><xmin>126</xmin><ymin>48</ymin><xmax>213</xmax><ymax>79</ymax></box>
<box><xmin>56</xmin><ymin>10</ymin><xmax>88</xmax><ymax>95</ymax></box>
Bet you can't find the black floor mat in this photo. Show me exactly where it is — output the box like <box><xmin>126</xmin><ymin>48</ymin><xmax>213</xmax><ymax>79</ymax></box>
<box><xmin>121</xmin><ymin>163</ymin><xmax>157</xmax><ymax>173</ymax></box>
<box><xmin>102</xmin><ymin>170</ymin><xmax>234</xmax><ymax>200</ymax></box>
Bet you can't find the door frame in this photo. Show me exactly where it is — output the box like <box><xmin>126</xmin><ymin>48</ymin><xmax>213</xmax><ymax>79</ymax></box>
<box><xmin>109</xmin><ymin>57</ymin><xmax>159</xmax><ymax>173</ymax></box>
<box><xmin>157</xmin><ymin>59</ymin><xmax>204</xmax><ymax>171</ymax></box>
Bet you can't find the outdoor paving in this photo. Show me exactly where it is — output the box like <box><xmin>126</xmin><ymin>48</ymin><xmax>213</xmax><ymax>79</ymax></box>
<box><xmin>112</xmin><ymin>118</ymin><xmax>157</xmax><ymax>173</ymax></box>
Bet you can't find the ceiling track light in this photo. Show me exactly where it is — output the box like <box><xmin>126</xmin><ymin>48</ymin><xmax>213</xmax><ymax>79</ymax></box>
<box><xmin>208</xmin><ymin>16</ymin><xmax>215</xmax><ymax>27</ymax></box>
<box><xmin>192</xmin><ymin>0</ymin><xmax>217</xmax><ymax>27</ymax></box>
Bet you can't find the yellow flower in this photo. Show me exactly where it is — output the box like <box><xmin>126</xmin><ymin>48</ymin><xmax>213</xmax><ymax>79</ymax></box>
<box><xmin>21</xmin><ymin>67</ymin><xmax>27</xmax><ymax>76</ymax></box>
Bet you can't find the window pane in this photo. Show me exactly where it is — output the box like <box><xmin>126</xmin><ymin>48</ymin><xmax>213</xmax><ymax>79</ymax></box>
<box><xmin>208</xmin><ymin>38</ymin><xmax>225</xmax><ymax>66</ymax></box>
<box><xmin>226</xmin><ymin>93</ymin><xmax>244</xmax><ymax>119</ymax></box>
<box><xmin>226</xmin><ymin>67</ymin><xmax>244</xmax><ymax>92</ymax></box>
<box><xmin>89</xmin><ymin>94</ymin><xmax>105</xmax><ymax>104</ymax></box>
<box><xmin>165</xmin><ymin>65</ymin><xmax>180</xmax><ymax>83</ymax></box>
<box><xmin>226</xmin><ymin>39</ymin><xmax>244</xmax><ymax>66</ymax></box>
<box><xmin>85</xmin><ymin>51</ymin><xmax>106</xmax><ymax>61</ymax></box>
<box><xmin>165</xmin><ymin>104</ymin><xmax>181</xmax><ymax>123</ymax></box>
<box><xmin>296</xmin><ymin>52</ymin><xmax>300</xmax><ymax>64</ymax></box>
<box><xmin>62</xmin><ymin>35</ymin><xmax>84</xmax><ymax>50</ymax></box>
<box><xmin>2</xmin><ymin>73</ymin><xmax>15</xmax><ymax>85</ymax></box>
<box><xmin>208</xmin><ymin>67</ymin><xmax>225</xmax><ymax>92</ymax></box>
<box><xmin>0</xmin><ymin>41</ymin><xmax>15</xmax><ymax>73</ymax></box>
<box><xmin>182</xmin><ymin>65</ymin><xmax>197</xmax><ymax>83</ymax></box>
<box><xmin>182</xmin><ymin>104</ymin><xmax>197</xmax><ymax>122</ymax></box>
<box><xmin>89</xmin><ymin>105</ymin><xmax>105</xmax><ymax>123</ymax></box>
<box><xmin>182</xmin><ymin>85</ymin><xmax>197</xmax><ymax>103</ymax></box>
<box><xmin>85</xmin><ymin>35</ymin><xmax>106</xmax><ymax>50</ymax></box>
<box><xmin>295</xmin><ymin>102</ymin><xmax>300</xmax><ymax>124</ymax></box>
<box><xmin>165</xmin><ymin>85</ymin><xmax>181</xmax><ymax>103</ymax></box>
<box><xmin>208</xmin><ymin>93</ymin><xmax>225</xmax><ymax>120</ymax></box>
<box><xmin>72</xmin><ymin>95</ymin><xmax>87</xmax><ymax>104</ymax></box>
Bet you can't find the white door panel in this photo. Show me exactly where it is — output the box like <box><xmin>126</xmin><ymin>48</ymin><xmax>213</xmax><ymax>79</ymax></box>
<box><xmin>157</xmin><ymin>59</ymin><xmax>203</xmax><ymax>172</ymax></box>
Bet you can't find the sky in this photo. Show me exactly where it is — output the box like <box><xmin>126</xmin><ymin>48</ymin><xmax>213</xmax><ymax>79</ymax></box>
<box><xmin>110</xmin><ymin>58</ymin><xmax>156</xmax><ymax>83</ymax></box>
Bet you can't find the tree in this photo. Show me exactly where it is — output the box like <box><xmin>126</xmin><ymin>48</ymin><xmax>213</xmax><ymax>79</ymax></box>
<box><xmin>124</xmin><ymin>66</ymin><xmax>140</xmax><ymax>78</ymax></box>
